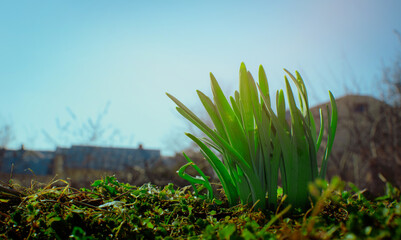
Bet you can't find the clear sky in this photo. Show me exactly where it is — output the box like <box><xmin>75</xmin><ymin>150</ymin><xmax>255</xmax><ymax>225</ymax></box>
<box><xmin>1</xmin><ymin>0</ymin><xmax>401</xmax><ymax>156</ymax></box>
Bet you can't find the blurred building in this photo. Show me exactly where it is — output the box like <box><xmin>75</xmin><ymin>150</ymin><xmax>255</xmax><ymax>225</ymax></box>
<box><xmin>0</xmin><ymin>145</ymin><xmax>54</xmax><ymax>175</ymax></box>
<box><xmin>54</xmin><ymin>145</ymin><xmax>160</xmax><ymax>172</ymax></box>
<box><xmin>0</xmin><ymin>145</ymin><xmax>160</xmax><ymax>175</ymax></box>
<box><xmin>308</xmin><ymin>94</ymin><xmax>401</xmax><ymax>195</ymax></box>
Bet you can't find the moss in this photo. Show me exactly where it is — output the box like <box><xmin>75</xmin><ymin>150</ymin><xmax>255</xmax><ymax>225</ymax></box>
<box><xmin>0</xmin><ymin>176</ymin><xmax>400</xmax><ymax>239</ymax></box>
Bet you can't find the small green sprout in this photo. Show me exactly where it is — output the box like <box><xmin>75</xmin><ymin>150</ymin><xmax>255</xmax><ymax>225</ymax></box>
<box><xmin>167</xmin><ymin>62</ymin><xmax>337</xmax><ymax>210</ymax></box>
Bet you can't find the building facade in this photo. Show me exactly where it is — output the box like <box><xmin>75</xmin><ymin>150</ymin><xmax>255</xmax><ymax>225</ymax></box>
<box><xmin>0</xmin><ymin>145</ymin><xmax>161</xmax><ymax>175</ymax></box>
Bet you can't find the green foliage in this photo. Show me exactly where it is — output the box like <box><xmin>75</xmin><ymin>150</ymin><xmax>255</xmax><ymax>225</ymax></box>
<box><xmin>1</xmin><ymin>176</ymin><xmax>401</xmax><ymax>239</ymax></box>
<box><xmin>167</xmin><ymin>63</ymin><xmax>338</xmax><ymax>210</ymax></box>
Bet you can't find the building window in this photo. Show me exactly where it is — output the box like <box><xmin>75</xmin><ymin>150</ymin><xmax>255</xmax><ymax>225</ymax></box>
<box><xmin>354</xmin><ymin>103</ymin><xmax>368</xmax><ymax>113</ymax></box>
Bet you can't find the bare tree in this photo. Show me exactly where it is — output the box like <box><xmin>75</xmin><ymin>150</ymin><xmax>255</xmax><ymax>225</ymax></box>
<box><xmin>381</xmin><ymin>30</ymin><xmax>401</xmax><ymax>107</ymax></box>
<box><xmin>324</xmin><ymin>30</ymin><xmax>401</xmax><ymax>196</ymax></box>
<box><xmin>0</xmin><ymin>123</ymin><xmax>14</xmax><ymax>149</ymax></box>
<box><xmin>43</xmin><ymin>102</ymin><xmax>133</xmax><ymax>147</ymax></box>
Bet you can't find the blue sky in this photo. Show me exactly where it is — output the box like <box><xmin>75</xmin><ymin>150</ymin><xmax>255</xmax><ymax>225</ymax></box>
<box><xmin>0</xmin><ymin>0</ymin><xmax>401</xmax><ymax>155</ymax></box>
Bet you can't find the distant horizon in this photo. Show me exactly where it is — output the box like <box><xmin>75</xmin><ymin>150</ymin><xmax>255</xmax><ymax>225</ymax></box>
<box><xmin>2</xmin><ymin>92</ymin><xmax>391</xmax><ymax>155</ymax></box>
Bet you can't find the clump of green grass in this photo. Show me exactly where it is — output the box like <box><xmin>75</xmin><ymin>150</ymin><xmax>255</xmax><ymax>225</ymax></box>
<box><xmin>1</xmin><ymin>176</ymin><xmax>401</xmax><ymax>239</ymax></box>
<box><xmin>167</xmin><ymin>62</ymin><xmax>337</xmax><ymax>210</ymax></box>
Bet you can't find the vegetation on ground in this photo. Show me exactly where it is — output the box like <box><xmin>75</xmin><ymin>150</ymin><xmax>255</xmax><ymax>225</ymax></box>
<box><xmin>167</xmin><ymin>63</ymin><xmax>337</xmax><ymax>210</ymax></box>
<box><xmin>1</xmin><ymin>175</ymin><xmax>401</xmax><ymax>239</ymax></box>
<box><xmin>1</xmin><ymin>59</ymin><xmax>400</xmax><ymax>239</ymax></box>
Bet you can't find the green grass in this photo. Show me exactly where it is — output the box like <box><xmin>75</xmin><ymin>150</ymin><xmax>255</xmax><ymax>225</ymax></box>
<box><xmin>167</xmin><ymin>63</ymin><xmax>337</xmax><ymax>210</ymax></box>
<box><xmin>1</xmin><ymin>176</ymin><xmax>401</xmax><ymax>239</ymax></box>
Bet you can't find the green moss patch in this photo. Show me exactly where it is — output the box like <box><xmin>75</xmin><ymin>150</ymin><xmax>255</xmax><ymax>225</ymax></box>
<box><xmin>1</xmin><ymin>176</ymin><xmax>401</xmax><ymax>239</ymax></box>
